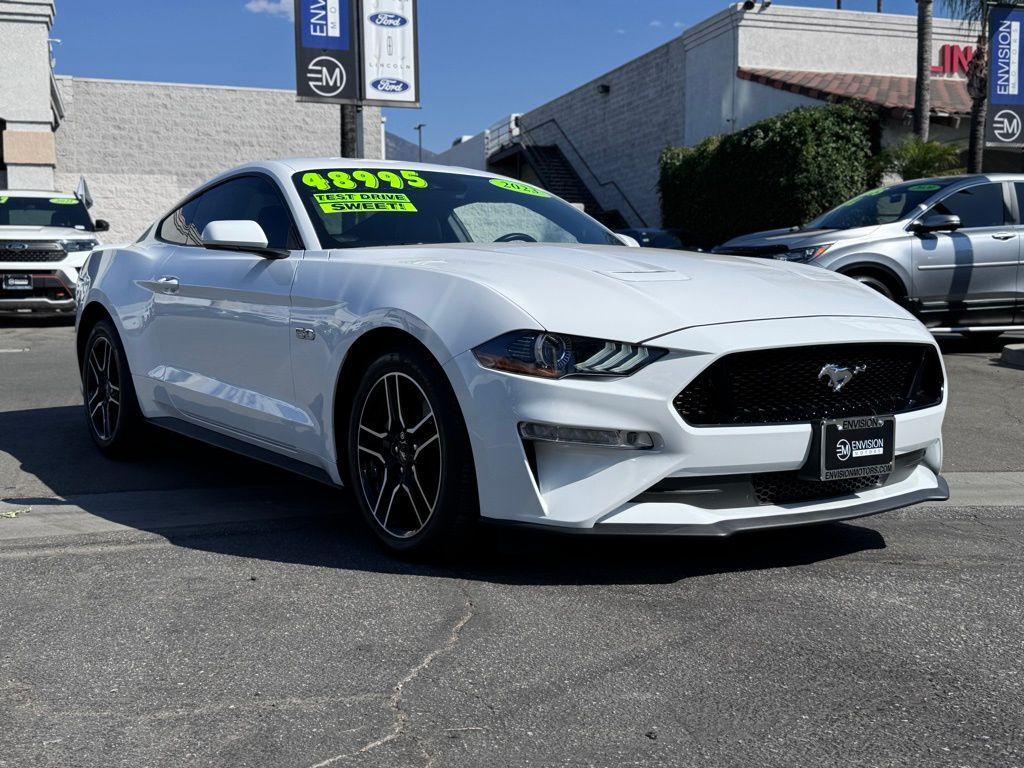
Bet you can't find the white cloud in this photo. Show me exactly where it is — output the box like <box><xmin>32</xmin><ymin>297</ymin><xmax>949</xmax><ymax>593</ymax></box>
<box><xmin>673</xmin><ymin>21</ymin><xmax>685</xmax><ymax>29</ymax></box>
<box><xmin>615</xmin><ymin>28</ymin><xmax>627</xmax><ymax>35</ymax></box>
<box><xmin>245</xmin><ymin>0</ymin><xmax>294</xmax><ymax>21</ymax></box>
<box><xmin>650</xmin><ymin>20</ymin><xmax>663</xmax><ymax>27</ymax></box>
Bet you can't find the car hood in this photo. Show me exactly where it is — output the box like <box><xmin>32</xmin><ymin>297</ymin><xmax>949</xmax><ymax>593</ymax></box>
<box><xmin>0</xmin><ymin>225</ymin><xmax>96</xmax><ymax>242</ymax></box>
<box><xmin>345</xmin><ymin>243</ymin><xmax>914</xmax><ymax>343</ymax></box>
<box><xmin>716</xmin><ymin>225</ymin><xmax>881</xmax><ymax>253</ymax></box>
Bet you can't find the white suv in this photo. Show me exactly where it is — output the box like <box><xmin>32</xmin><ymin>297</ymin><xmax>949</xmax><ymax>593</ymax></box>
<box><xmin>0</xmin><ymin>190</ymin><xmax>108</xmax><ymax>316</ymax></box>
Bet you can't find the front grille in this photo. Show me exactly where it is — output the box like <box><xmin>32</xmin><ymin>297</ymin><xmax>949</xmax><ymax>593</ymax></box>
<box><xmin>674</xmin><ymin>343</ymin><xmax>944</xmax><ymax>426</ymax></box>
<box><xmin>0</xmin><ymin>243</ymin><xmax>66</xmax><ymax>263</ymax></box>
<box><xmin>752</xmin><ymin>472</ymin><xmax>883</xmax><ymax>505</ymax></box>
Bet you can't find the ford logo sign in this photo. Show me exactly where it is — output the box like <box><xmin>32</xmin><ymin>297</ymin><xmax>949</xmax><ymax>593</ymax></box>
<box><xmin>372</xmin><ymin>78</ymin><xmax>411</xmax><ymax>94</ymax></box>
<box><xmin>2</xmin><ymin>242</ymin><xmax>28</xmax><ymax>251</ymax></box>
<box><xmin>368</xmin><ymin>12</ymin><xmax>408</xmax><ymax>27</ymax></box>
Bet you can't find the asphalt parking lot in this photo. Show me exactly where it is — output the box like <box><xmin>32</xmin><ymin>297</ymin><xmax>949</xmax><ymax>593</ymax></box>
<box><xmin>1</xmin><ymin>322</ymin><xmax>1022</xmax><ymax>768</ymax></box>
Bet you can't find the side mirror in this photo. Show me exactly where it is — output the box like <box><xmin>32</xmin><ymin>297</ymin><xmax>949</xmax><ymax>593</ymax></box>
<box><xmin>94</xmin><ymin>219</ymin><xmax>110</xmax><ymax>232</ymax></box>
<box><xmin>201</xmin><ymin>220</ymin><xmax>286</xmax><ymax>258</ymax></box>
<box><xmin>617</xmin><ymin>233</ymin><xmax>641</xmax><ymax>248</ymax></box>
<box><xmin>911</xmin><ymin>213</ymin><xmax>961</xmax><ymax>234</ymax></box>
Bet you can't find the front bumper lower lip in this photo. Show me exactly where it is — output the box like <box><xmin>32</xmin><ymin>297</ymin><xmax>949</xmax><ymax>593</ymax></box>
<box><xmin>488</xmin><ymin>476</ymin><xmax>949</xmax><ymax>537</ymax></box>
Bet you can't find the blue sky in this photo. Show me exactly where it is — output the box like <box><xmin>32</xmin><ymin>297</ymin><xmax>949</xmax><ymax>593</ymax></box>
<box><xmin>53</xmin><ymin>0</ymin><xmax>929</xmax><ymax>153</ymax></box>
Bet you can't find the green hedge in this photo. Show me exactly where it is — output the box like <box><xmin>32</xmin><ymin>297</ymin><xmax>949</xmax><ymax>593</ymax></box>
<box><xmin>659</xmin><ymin>104</ymin><xmax>881</xmax><ymax>249</ymax></box>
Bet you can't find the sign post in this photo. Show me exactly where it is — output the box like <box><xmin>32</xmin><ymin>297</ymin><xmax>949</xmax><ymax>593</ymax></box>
<box><xmin>986</xmin><ymin>4</ymin><xmax>1024</xmax><ymax>148</ymax></box>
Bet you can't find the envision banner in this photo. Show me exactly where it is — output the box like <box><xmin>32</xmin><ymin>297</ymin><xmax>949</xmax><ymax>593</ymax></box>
<box><xmin>295</xmin><ymin>0</ymin><xmax>361</xmax><ymax>104</ymax></box>
<box><xmin>295</xmin><ymin>0</ymin><xmax>420</xmax><ymax>108</ymax></box>
<box><xmin>361</xmin><ymin>0</ymin><xmax>420</xmax><ymax>107</ymax></box>
<box><xmin>987</xmin><ymin>4</ymin><xmax>1024</xmax><ymax>148</ymax></box>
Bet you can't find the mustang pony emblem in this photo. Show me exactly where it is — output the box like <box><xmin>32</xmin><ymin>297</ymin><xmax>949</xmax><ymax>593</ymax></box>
<box><xmin>818</xmin><ymin>363</ymin><xmax>866</xmax><ymax>393</ymax></box>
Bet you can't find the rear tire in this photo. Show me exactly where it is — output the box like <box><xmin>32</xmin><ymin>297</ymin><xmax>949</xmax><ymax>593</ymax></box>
<box><xmin>346</xmin><ymin>344</ymin><xmax>478</xmax><ymax>557</ymax></box>
<box><xmin>82</xmin><ymin>319</ymin><xmax>145</xmax><ymax>457</ymax></box>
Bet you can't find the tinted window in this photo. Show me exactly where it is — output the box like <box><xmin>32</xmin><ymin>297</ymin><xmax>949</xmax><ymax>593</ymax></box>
<box><xmin>1013</xmin><ymin>183</ymin><xmax>1024</xmax><ymax>222</ymax></box>
<box><xmin>159</xmin><ymin>176</ymin><xmax>300</xmax><ymax>249</ymax></box>
<box><xmin>932</xmin><ymin>183</ymin><xmax>1008</xmax><ymax>228</ymax></box>
<box><xmin>158</xmin><ymin>196</ymin><xmax>202</xmax><ymax>246</ymax></box>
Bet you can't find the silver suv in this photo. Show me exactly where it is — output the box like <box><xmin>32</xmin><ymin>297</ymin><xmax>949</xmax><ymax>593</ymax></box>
<box><xmin>714</xmin><ymin>175</ymin><xmax>1024</xmax><ymax>335</ymax></box>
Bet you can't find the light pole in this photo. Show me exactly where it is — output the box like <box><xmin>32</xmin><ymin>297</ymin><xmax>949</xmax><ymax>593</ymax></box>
<box><xmin>414</xmin><ymin>124</ymin><xmax>426</xmax><ymax>162</ymax></box>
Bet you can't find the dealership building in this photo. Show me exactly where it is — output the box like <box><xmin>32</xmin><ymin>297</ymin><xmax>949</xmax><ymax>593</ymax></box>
<box><xmin>437</xmin><ymin>3</ymin><xmax>988</xmax><ymax>229</ymax></box>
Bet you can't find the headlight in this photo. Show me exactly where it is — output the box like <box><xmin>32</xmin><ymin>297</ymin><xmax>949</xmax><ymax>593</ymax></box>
<box><xmin>473</xmin><ymin>330</ymin><xmax>667</xmax><ymax>379</ymax></box>
<box><xmin>774</xmin><ymin>244</ymin><xmax>831</xmax><ymax>263</ymax></box>
<box><xmin>61</xmin><ymin>239</ymin><xmax>99</xmax><ymax>253</ymax></box>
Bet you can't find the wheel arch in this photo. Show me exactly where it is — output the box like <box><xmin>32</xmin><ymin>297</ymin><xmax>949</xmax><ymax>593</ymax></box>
<box><xmin>330</xmin><ymin>326</ymin><xmax>467</xmax><ymax>480</ymax></box>
<box><xmin>76</xmin><ymin>301</ymin><xmax>116</xmax><ymax>370</ymax></box>
<box><xmin>835</xmin><ymin>261</ymin><xmax>909</xmax><ymax>301</ymax></box>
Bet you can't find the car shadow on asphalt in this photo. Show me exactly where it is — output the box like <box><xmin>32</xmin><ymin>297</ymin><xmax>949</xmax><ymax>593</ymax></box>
<box><xmin>0</xmin><ymin>405</ymin><xmax>887</xmax><ymax>586</ymax></box>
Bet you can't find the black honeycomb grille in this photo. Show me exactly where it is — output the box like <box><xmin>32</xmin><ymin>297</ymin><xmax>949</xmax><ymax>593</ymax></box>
<box><xmin>0</xmin><ymin>249</ymin><xmax>66</xmax><ymax>263</ymax></box>
<box><xmin>752</xmin><ymin>472</ymin><xmax>884</xmax><ymax>506</ymax></box>
<box><xmin>674</xmin><ymin>343</ymin><xmax>944</xmax><ymax>426</ymax></box>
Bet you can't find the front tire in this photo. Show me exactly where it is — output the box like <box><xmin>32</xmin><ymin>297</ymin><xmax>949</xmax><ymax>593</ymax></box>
<box><xmin>82</xmin><ymin>319</ymin><xmax>145</xmax><ymax>457</ymax></box>
<box><xmin>346</xmin><ymin>345</ymin><xmax>478</xmax><ymax>557</ymax></box>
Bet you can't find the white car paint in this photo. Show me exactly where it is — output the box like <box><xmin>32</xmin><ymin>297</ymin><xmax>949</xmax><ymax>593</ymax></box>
<box><xmin>76</xmin><ymin>159</ymin><xmax>948</xmax><ymax>535</ymax></box>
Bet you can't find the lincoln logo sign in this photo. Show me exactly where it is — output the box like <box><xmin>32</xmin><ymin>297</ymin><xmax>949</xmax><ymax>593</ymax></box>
<box><xmin>987</xmin><ymin>5</ymin><xmax>1024</xmax><ymax>148</ymax></box>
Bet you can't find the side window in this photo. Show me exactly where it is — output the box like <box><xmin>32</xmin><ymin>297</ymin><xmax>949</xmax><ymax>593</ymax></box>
<box><xmin>158</xmin><ymin>196</ymin><xmax>202</xmax><ymax>246</ymax></box>
<box><xmin>1013</xmin><ymin>183</ymin><xmax>1024</xmax><ymax>224</ymax></box>
<box><xmin>191</xmin><ymin>176</ymin><xmax>301</xmax><ymax>250</ymax></box>
<box><xmin>932</xmin><ymin>183</ymin><xmax>1008</xmax><ymax>229</ymax></box>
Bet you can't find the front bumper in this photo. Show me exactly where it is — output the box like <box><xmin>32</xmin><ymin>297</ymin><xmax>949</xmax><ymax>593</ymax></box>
<box><xmin>443</xmin><ymin>315</ymin><xmax>948</xmax><ymax>533</ymax></box>
<box><xmin>0</xmin><ymin>265</ymin><xmax>79</xmax><ymax>315</ymax></box>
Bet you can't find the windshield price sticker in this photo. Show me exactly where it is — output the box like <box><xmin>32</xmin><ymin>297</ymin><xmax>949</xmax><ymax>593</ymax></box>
<box><xmin>49</xmin><ymin>198</ymin><xmax>79</xmax><ymax>205</ymax></box>
<box><xmin>489</xmin><ymin>179</ymin><xmax>551</xmax><ymax>197</ymax></box>
<box><xmin>302</xmin><ymin>170</ymin><xmax>428</xmax><ymax>192</ymax></box>
<box><xmin>908</xmin><ymin>184</ymin><xmax>942</xmax><ymax>192</ymax></box>
<box><xmin>314</xmin><ymin>192</ymin><xmax>417</xmax><ymax>214</ymax></box>
<box><xmin>0</xmin><ymin>197</ymin><xmax>7</xmax><ymax>204</ymax></box>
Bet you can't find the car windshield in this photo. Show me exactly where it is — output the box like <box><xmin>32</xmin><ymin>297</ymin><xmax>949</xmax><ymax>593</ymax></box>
<box><xmin>0</xmin><ymin>195</ymin><xmax>94</xmax><ymax>230</ymax></box>
<box><xmin>292</xmin><ymin>169</ymin><xmax>620</xmax><ymax>249</ymax></box>
<box><xmin>804</xmin><ymin>180</ymin><xmax>956</xmax><ymax>231</ymax></box>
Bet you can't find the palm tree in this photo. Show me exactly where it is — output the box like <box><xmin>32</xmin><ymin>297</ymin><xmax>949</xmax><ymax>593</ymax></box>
<box><xmin>941</xmin><ymin>0</ymin><xmax>990</xmax><ymax>172</ymax></box>
<box><xmin>914</xmin><ymin>0</ymin><xmax>933</xmax><ymax>141</ymax></box>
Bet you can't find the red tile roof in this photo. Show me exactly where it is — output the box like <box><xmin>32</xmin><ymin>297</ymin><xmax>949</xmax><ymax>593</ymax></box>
<box><xmin>738</xmin><ymin>67</ymin><xmax>972</xmax><ymax>116</ymax></box>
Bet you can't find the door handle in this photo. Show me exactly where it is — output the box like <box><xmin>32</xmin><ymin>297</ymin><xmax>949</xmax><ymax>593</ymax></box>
<box><xmin>156</xmin><ymin>276</ymin><xmax>180</xmax><ymax>293</ymax></box>
<box><xmin>991</xmin><ymin>232</ymin><xmax>1016</xmax><ymax>240</ymax></box>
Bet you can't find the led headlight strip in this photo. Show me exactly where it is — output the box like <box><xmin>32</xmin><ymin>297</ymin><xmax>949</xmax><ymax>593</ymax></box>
<box><xmin>473</xmin><ymin>330</ymin><xmax>667</xmax><ymax>379</ymax></box>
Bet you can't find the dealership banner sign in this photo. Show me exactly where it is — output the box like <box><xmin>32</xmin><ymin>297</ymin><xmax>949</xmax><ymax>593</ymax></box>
<box><xmin>987</xmin><ymin>5</ymin><xmax>1024</xmax><ymax>148</ymax></box>
<box><xmin>361</xmin><ymin>0</ymin><xmax>419</xmax><ymax>107</ymax></box>
<box><xmin>295</xmin><ymin>0</ymin><xmax>419</xmax><ymax>108</ymax></box>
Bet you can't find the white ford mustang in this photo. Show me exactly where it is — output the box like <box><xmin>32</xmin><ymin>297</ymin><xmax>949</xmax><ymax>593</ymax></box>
<box><xmin>75</xmin><ymin>159</ymin><xmax>948</xmax><ymax>554</ymax></box>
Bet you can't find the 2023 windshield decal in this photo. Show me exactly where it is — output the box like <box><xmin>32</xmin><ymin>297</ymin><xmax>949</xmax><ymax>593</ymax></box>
<box><xmin>489</xmin><ymin>179</ymin><xmax>551</xmax><ymax>197</ymax></box>
<box><xmin>49</xmin><ymin>198</ymin><xmax>79</xmax><ymax>205</ymax></box>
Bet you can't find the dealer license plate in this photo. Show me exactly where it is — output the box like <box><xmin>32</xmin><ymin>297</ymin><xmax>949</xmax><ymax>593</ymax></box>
<box><xmin>3</xmin><ymin>275</ymin><xmax>32</xmax><ymax>291</ymax></box>
<box><xmin>819</xmin><ymin>416</ymin><xmax>895</xmax><ymax>481</ymax></box>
